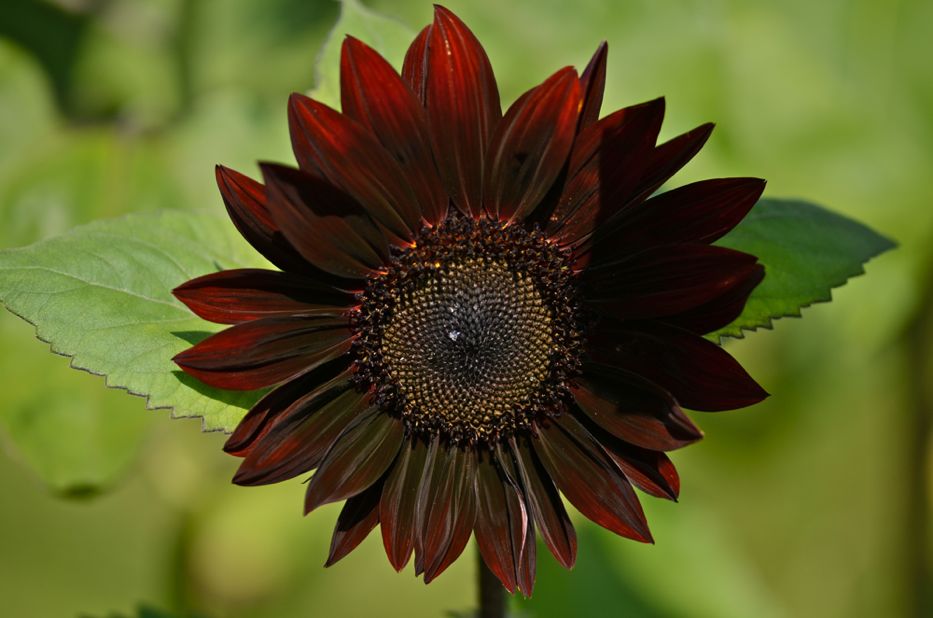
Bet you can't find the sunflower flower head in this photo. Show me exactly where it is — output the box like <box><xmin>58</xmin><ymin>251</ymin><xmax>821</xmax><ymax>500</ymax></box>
<box><xmin>173</xmin><ymin>5</ymin><xmax>768</xmax><ymax>595</ymax></box>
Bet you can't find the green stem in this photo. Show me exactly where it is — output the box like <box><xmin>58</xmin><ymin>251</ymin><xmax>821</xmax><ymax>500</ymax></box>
<box><xmin>478</xmin><ymin>551</ymin><xmax>505</xmax><ymax>618</ymax></box>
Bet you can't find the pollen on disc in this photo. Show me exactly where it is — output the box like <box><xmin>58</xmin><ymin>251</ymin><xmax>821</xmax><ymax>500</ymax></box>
<box><xmin>352</xmin><ymin>214</ymin><xmax>583</xmax><ymax>445</ymax></box>
<box><xmin>381</xmin><ymin>257</ymin><xmax>554</xmax><ymax>439</ymax></box>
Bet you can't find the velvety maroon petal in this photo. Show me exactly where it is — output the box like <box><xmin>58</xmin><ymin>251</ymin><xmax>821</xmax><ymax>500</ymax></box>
<box><xmin>569</xmin><ymin>124</ymin><xmax>715</xmax><ymax>253</ymax></box>
<box><xmin>288</xmin><ymin>93</ymin><xmax>421</xmax><ymax>240</ymax></box>
<box><xmin>546</xmin><ymin>99</ymin><xmax>665</xmax><ymax>244</ymax></box>
<box><xmin>474</xmin><ymin>452</ymin><xmax>529</xmax><ymax>594</ymax></box>
<box><xmin>173</xmin><ymin>269</ymin><xmax>350</xmax><ymax>325</ymax></box>
<box><xmin>341</xmin><ymin>36</ymin><xmax>448</xmax><ymax>226</ymax></box>
<box><xmin>554</xmin><ymin>121</ymin><xmax>715</xmax><ymax>253</ymax></box>
<box><xmin>215</xmin><ymin>165</ymin><xmax>312</xmax><ymax>274</ymax></box>
<box><xmin>664</xmin><ymin>263</ymin><xmax>764</xmax><ymax>335</ymax></box>
<box><xmin>578</xmin><ymin>42</ymin><xmax>607</xmax><ymax>128</ymax></box>
<box><xmin>424</xmin><ymin>6</ymin><xmax>501</xmax><ymax>217</ymax></box>
<box><xmin>224</xmin><ymin>358</ymin><xmax>351</xmax><ymax>457</ymax></box>
<box><xmin>602</xmin><ymin>437</ymin><xmax>680</xmax><ymax>501</ymax></box>
<box><xmin>173</xmin><ymin>315</ymin><xmax>352</xmax><ymax>391</ymax></box>
<box><xmin>583</xmin><ymin>244</ymin><xmax>761</xmax><ymax>321</ymax></box>
<box><xmin>573</xmin><ymin>364</ymin><xmax>703</xmax><ymax>451</ymax></box>
<box><xmin>425</xmin><ymin>447</ymin><xmax>478</xmax><ymax>583</ymax></box>
<box><xmin>534</xmin><ymin>414</ymin><xmax>652</xmax><ymax>542</ymax></box>
<box><xmin>304</xmin><ymin>407</ymin><xmax>404</xmax><ymax>513</ymax></box>
<box><xmin>495</xmin><ymin>443</ymin><xmax>539</xmax><ymax>595</ymax></box>
<box><xmin>521</xmin><ymin>45</ymin><xmax>606</xmax><ymax>228</ymax></box>
<box><xmin>589</xmin><ymin>321</ymin><xmax>768</xmax><ymax>411</ymax></box>
<box><xmin>380</xmin><ymin>437</ymin><xmax>429</xmax><ymax>571</ymax></box>
<box><xmin>325</xmin><ymin>479</ymin><xmax>383</xmax><ymax>566</ymax></box>
<box><xmin>566</xmin><ymin>99</ymin><xmax>664</xmax><ymax>182</ymax></box>
<box><xmin>631</xmin><ymin>122</ymin><xmax>715</xmax><ymax>208</ymax></box>
<box><xmin>261</xmin><ymin>163</ymin><xmax>388</xmax><ymax>280</ymax></box>
<box><xmin>402</xmin><ymin>26</ymin><xmax>430</xmax><ymax>102</ymax></box>
<box><xmin>507</xmin><ymin>438</ymin><xmax>576</xmax><ymax>569</ymax></box>
<box><xmin>232</xmin><ymin>383</ymin><xmax>365</xmax><ymax>486</ymax></box>
<box><xmin>516</xmin><ymin>508</ymin><xmax>536</xmax><ymax>597</ymax></box>
<box><xmin>592</xmin><ymin>178</ymin><xmax>766</xmax><ymax>253</ymax></box>
<box><xmin>484</xmin><ymin>67</ymin><xmax>581</xmax><ymax>222</ymax></box>
<box><xmin>416</xmin><ymin>441</ymin><xmax>478</xmax><ymax>583</ymax></box>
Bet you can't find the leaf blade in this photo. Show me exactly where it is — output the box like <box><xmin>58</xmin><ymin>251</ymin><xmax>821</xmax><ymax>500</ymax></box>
<box><xmin>711</xmin><ymin>198</ymin><xmax>895</xmax><ymax>341</ymax></box>
<box><xmin>0</xmin><ymin>210</ymin><xmax>269</xmax><ymax>432</ymax></box>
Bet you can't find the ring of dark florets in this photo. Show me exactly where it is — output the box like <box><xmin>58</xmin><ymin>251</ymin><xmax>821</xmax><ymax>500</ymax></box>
<box><xmin>349</xmin><ymin>213</ymin><xmax>584</xmax><ymax>447</ymax></box>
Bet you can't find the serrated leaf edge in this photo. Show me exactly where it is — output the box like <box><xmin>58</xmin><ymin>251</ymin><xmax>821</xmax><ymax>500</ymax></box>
<box><xmin>715</xmin><ymin>238</ymin><xmax>895</xmax><ymax>344</ymax></box>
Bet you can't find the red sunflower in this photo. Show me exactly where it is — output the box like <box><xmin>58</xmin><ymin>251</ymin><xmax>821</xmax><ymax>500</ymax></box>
<box><xmin>173</xmin><ymin>5</ymin><xmax>767</xmax><ymax>595</ymax></box>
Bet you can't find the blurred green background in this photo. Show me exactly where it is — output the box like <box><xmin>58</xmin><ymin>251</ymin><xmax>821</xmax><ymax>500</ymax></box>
<box><xmin>0</xmin><ymin>0</ymin><xmax>928</xmax><ymax>616</ymax></box>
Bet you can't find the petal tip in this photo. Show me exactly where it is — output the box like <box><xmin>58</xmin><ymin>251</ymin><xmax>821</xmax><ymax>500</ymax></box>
<box><xmin>231</xmin><ymin>470</ymin><xmax>250</xmax><ymax>486</ymax></box>
<box><xmin>223</xmin><ymin>437</ymin><xmax>246</xmax><ymax>456</ymax></box>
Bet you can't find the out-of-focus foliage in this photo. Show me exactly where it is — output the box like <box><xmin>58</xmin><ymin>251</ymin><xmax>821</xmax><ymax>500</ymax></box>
<box><xmin>309</xmin><ymin>0</ymin><xmax>414</xmax><ymax>106</ymax></box>
<box><xmin>84</xmin><ymin>604</ymin><xmax>205</xmax><ymax>618</ymax></box>
<box><xmin>0</xmin><ymin>1</ymin><xmax>927</xmax><ymax>618</ymax></box>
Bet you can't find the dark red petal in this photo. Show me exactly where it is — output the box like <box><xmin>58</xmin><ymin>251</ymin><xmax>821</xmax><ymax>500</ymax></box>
<box><xmin>507</xmin><ymin>438</ymin><xmax>576</xmax><ymax>569</ymax></box>
<box><xmin>589</xmin><ymin>321</ymin><xmax>768</xmax><ymax>411</ymax></box>
<box><xmin>587</xmin><ymin>178</ymin><xmax>766</xmax><ymax>260</ymax></box>
<box><xmin>340</xmin><ymin>36</ymin><xmax>448</xmax><ymax>226</ymax></box>
<box><xmin>215</xmin><ymin>165</ymin><xmax>312</xmax><ymax>274</ymax></box>
<box><xmin>599</xmin><ymin>435</ymin><xmax>681</xmax><ymax>501</ymax></box>
<box><xmin>304</xmin><ymin>407</ymin><xmax>404</xmax><ymax>513</ymax></box>
<box><xmin>425</xmin><ymin>447</ymin><xmax>478</xmax><ymax>584</ymax></box>
<box><xmin>484</xmin><ymin>67</ymin><xmax>581</xmax><ymax>222</ymax></box>
<box><xmin>424</xmin><ymin>6</ymin><xmax>501</xmax><ymax>217</ymax></box>
<box><xmin>412</xmin><ymin>439</ymin><xmax>438</xmax><ymax>577</ymax></box>
<box><xmin>513</xmin><ymin>500</ymin><xmax>536</xmax><ymax>597</ymax></box>
<box><xmin>232</xmin><ymin>383</ymin><xmax>365</xmax><ymax>486</ymax></box>
<box><xmin>630</xmin><ymin>122</ymin><xmax>715</xmax><ymax>209</ymax></box>
<box><xmin>474</xmin><ymin>452</ymin><xmax>529</xmax><ymax>594</ymax></box>
<box><xmin>664</xmin><ymin>263</ymin><xmax>764</xmax><ymax>335</ymax></box>
<box><xmin>402</xmin><ymin>26</ymin><xmax>430</xmax><ymax>103</ymax></box>
<box><xmin>546</xmin><ymin>99</ymin><xmax>665</xmax><ymax>244</ymax></box>
<box><xmin>573</xmin><ymin>365</ymin><xmax>703</xmax><ymax>451</ymax></box>
<box><xmin>224</xmin><ymin>358</ymin><xmax>351</xmax><ymax>456</ymax></box>
<box><xmin>561</xmin><ymin>123</ymin><xmax>716</xmax><ymax>255</ymax></box>
<box><xmin>173</xmin><ymin>269</ymin><xmax>350</xmax><ymax>325</ymax></box>
<box><xmin>521</xmin><ymin>45</ymin><xmax>606</xmax><ymax>228</ymax></box>
<box><xmin>416</xmin><ymin>442</ymin><xmax>478</xmax><ymax>583</ymax></box>
<box><xmin>173</xmin><ymin>316</ymin><xmax>352</xmax><ymax>391</ymax></box>
<box><xmin>494</xmin><ymin>444</ymin><xmax>539</xmax><ymax>596</ymax></box>
<box><xmin>380</xmin><ymin>438</ymin><xmax>430</xmax><ymax>571</ymax></box>
<box><xmin>325</xmin><ymin>479</ymin><xmax>383</xmax><ymax>566</ymax></box>
<box><xmin>565</xmin><ymin>99</ymin><xmax>665</xmax><ymax>181</ymax></box>
<box><xmin>578</xmin><ymin>42</ymin><xmax>608</xmax><ymax>128</ymax></box>
<box><xmin>534</xmin><ymin>414</ymin><xmax>653</xmax><ymax>543</ymax></box>
<box><xmin>261</xmin><ymin>163</ymin><xmax>388</xmax><ymax>279</ymax></box>
<box><xmin>287</xmin><ymin>93</ymin><xmax>421</xmax><ymax>241</ymax></box>
<box><xmin>571</xmin><ymin>124</ymin><xmax>716</xmax><ymax>252</ymax></box>
<box><xmin>583</xmin><ymin>244</ymin><xmax>762</xmax><ymax>321</ymax></box>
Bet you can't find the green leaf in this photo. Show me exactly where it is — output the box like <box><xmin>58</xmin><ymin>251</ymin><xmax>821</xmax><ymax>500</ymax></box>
<box><xmin>711</xmin><ymin>198</ymin><xmax>896</xmax><ymax>340</ymax></box>
<box><xmin>0</xmin><ymin>210</ymin><xmax>267</xmax><ymax>433</ymax></box>
<box><xmin>309</xmin><ymin>0</ymin><xmax>414</xmax><ymax>107</ymax></box>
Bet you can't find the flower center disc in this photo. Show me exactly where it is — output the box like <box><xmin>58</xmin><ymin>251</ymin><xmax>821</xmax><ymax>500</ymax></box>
<box><xmin>352</xmin><ymin>216</ymin><xmax>582</xmax><ymax>445</ymax></box>
<box><xmin>383</xmin><ymin>257</ymin><xmax>553</xmax><ymax>439</ymax></box>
